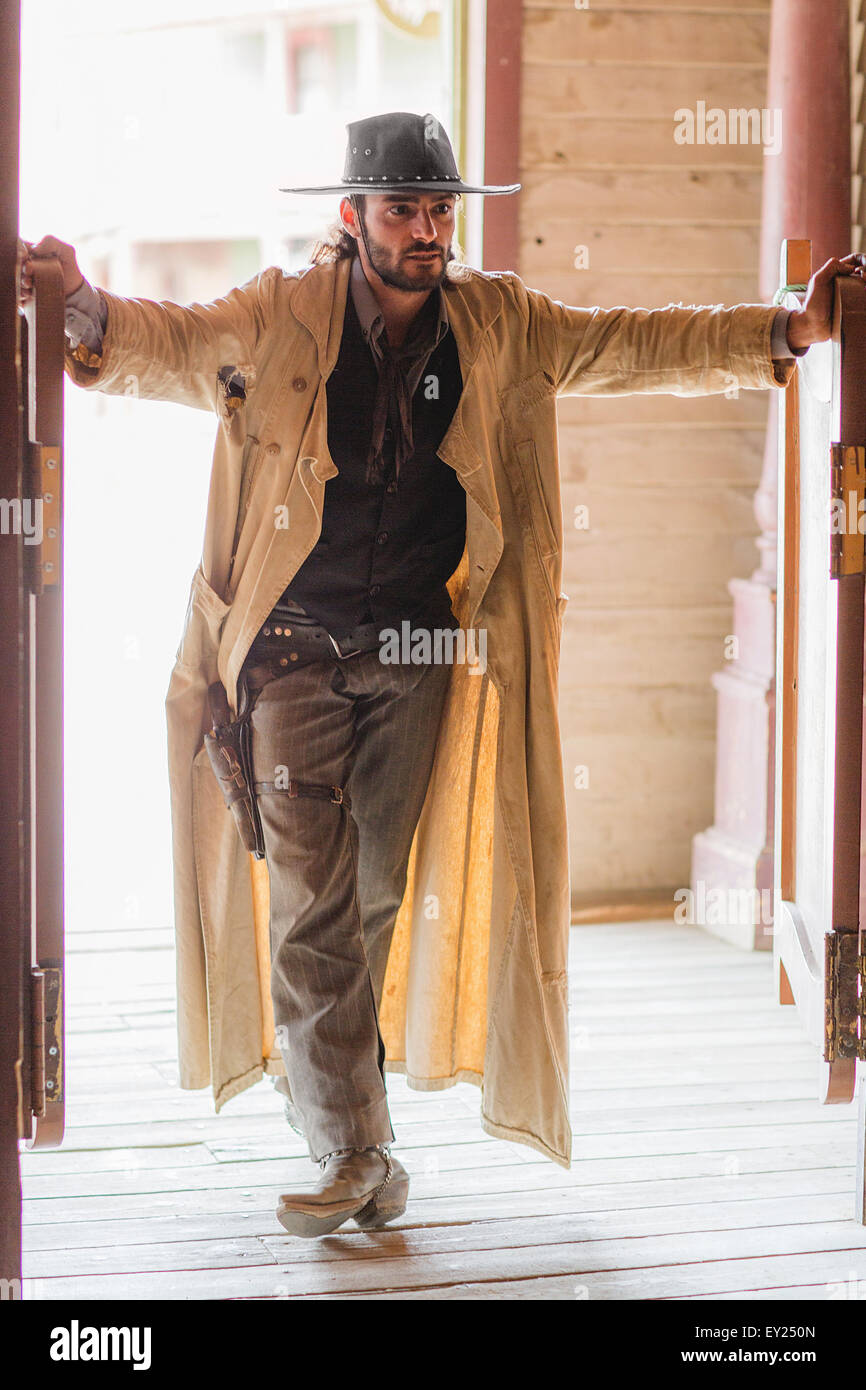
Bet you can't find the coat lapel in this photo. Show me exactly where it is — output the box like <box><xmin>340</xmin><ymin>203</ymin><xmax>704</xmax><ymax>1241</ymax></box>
<box><xmin>292</xmin><ymin>255</ymin><xmax>353</xmax><ymax>384</ymax></box>
<box><xmin>436</xmin><ymin>273</ymin><xmax>506</xmax><ymax>627</ymax></box>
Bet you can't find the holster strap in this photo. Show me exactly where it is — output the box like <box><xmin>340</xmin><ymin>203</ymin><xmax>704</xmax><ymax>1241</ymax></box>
<box><xmin>253</xmin><ymin>778</ymin><xmax>350</xmax><ymax>810</ymax></box>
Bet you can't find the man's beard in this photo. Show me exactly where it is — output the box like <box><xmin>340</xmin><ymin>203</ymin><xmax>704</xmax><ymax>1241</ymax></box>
<box><xmin>358</xmin><ymin>209</ymin><xmax>454</xmax><ymax>292</ymax></box>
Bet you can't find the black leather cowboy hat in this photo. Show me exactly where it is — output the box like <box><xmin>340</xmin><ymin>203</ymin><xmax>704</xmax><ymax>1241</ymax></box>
<box><xmin>279</xmin><ymin>110</ymin><xmax>520</xmax><ymax>196</ymax></box>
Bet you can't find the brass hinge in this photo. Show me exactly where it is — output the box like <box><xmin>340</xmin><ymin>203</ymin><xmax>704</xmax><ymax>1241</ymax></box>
<box><xmin>29</xmin><ymin>966</ymin><xmax>63</xmax><ymax>1117</ymax></box>
<box><xmin>825</xmin><ymin>931</ymin><xmax>865</xmax><ymax>1061</ymax></box>
<box><xmin>24</xmin><ymin>441</ymin><xmax>62</xmax><ymax>596</ymax></box>
<box><xmin>830</xmin><ymin>444</ymin><xmax>866</xmax><ymax>579</ymax></box>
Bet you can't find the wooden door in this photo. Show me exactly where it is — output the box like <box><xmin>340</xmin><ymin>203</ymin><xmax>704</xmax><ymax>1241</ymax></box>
<box><xmin>17</xmin><ymin>252</ymin><xmax>67</xmax><ymax>1153</ymax></box>
<box><xmin>0</xmin><ymin>234</ymin><xmax>67</xmax><ymax>1297</ymax></box>
<box><xmin>773</xmin><ymin>238</ymin><xmax>866</xmax><ymax>1221</ymax></box>
<box><xmin>0</xmin><ymin>0</ymin><xmax>23</xmax><ymax>1293</ymax></box>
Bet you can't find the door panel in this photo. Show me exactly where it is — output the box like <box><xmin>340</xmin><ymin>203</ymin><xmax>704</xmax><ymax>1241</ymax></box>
<box><xmin>0</xmin><ymin>0</ymin><xmax>23</xmax><ymax>1292</ymax></box>
<box><xmin>17</xmin><ymin>253</ymin><xmax>66</xmax><ymax>1150</ymax></box>
<box><xmin>773</xmin><ymin>241</ymin><xmax>866</xmax><ymax>1218</ymax></box>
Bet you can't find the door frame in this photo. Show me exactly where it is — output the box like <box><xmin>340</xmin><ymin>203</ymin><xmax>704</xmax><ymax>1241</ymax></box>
<box><xmin>0</xmin><ymin>0</ymin><xmax>24</xmax><ymax>1296</ymax></box>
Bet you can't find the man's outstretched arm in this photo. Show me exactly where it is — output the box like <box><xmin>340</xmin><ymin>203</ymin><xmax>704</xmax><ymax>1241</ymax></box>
<box><xmin>515</xmin><ymin>253</ymin><xmax>866</xmax><ymax>399</ymax></box>
<box><xmin>19</xmin><ymin>234</ymin><xmax>278</xmax><ymax>412</ymax></box>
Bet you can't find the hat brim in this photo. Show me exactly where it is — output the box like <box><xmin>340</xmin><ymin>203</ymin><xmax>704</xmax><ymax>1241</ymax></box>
<box><xmin>278</xmin><ymin>180</ymin><xmax>521</xmax><ymax>195</ymax></box>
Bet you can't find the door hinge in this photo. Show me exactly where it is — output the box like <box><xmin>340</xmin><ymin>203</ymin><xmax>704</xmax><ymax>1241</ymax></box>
<box><xmin>830</xmin><ymin>443</ymin><xmax>866</xmax><ymax>579</ymax></box>
<box><xmin>825</xmin><ymin>931</ymin><xmax>865</xmax><ymax>1062</ymax></box>
<box><xmin>24</xmin><ymin>442</ymin><xmax>62</xmax><ymax>596</ymax></box>
<box><xmin>29</xmin><ymin>966</ymin><xmax>63</xmax><ymax>1117</ymax></box>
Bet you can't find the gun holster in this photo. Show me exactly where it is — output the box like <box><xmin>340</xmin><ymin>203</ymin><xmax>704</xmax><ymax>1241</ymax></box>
<box><xmin>203</xmin><ymin>675</ymin><xmax>266</xmax><ymax>860</ymax></box>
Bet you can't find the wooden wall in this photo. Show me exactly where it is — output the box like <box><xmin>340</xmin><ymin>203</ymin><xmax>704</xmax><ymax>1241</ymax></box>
<box><xmin>518</xmin><ymin>0</ymin><xmax>773</xmax><ymax>910</ymax></box>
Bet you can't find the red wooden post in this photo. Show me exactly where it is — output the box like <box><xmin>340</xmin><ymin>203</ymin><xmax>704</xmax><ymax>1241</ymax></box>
<box><xmin>482</xmin><ymin>0</ymin><xmax>521</xmax><ymax>271</ymax></box>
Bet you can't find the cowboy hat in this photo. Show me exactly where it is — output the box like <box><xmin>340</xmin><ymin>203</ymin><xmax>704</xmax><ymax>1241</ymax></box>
<box><xmin>279</xmin><ymin>110</ymin><xmax>520</xmax><ymax>196</ymax></box>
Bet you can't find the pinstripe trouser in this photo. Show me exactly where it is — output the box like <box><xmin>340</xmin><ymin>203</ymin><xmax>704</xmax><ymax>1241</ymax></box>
<box><xmin>241</xmin><ymin>650</ymin><xmax>453</xmax><ymax>1163</ymax></box>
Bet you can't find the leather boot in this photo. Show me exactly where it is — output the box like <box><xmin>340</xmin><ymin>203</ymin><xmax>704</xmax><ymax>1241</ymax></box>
<box><xmin>276</xmin><ymin>1100</ymin><xmax>413</xmax><ymax>1226</ymax></box>
<box><xmin>353</xmin><ymin>1150</ymin><xmax>410</xmax><ymax>1230</ymax></box>
<box><xmin>276</xmin><ymin>1145</ymin><xmax>409</xmax><ymax>1238</ymax></box>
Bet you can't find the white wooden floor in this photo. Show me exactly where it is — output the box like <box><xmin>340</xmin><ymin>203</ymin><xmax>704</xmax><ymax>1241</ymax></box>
<box><xmin>20</xmin><ymin>917</ymin><xmax>866</xmax><ymax>1301</ymax></box>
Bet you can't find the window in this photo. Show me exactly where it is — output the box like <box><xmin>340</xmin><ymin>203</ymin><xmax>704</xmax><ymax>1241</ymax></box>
<box><xmin>285</xmin><ymin>24</ymin><xmax>357</xmax><ymax>115</ymax></box>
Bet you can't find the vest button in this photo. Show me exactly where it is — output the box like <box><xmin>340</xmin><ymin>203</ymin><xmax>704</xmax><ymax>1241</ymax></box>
<box><xmin>266</xmin><ymin>442</ymin><xmax>280</xmax><ymax>455</ymax></box>
<box><xmin>370</xmin><ymin>584</ymin><xmax>381</xmax><ymax>597</ymax></box>
<box><xmin>376</xmin><ymin>531</ymin><xmax>389</xmax><ymax>545</ymax></box>
<box><xmin>292</xmin><ymin>376</ymin><xmax>307</xmax><ymax>391</ymax></box>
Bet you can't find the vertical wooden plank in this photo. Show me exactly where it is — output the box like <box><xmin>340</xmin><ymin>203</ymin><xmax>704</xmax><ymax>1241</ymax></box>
<box><xmin>22</xmin><ymin>258</ymin><xmax>66</xmax><ymax>1150</ymax></box>
<box><xmin>832</xmin><ymin>278</ymin><xmax>866</xmax><ymax>943</ymax></box>
<box><xmin>821</xmin><ymin>278</ymin><xmax>865</xmax><ymax>1108</ymax></box>
<box><xmin>0</xmin><ymin>0</ymin><xmax>23</xmax><ymax>1294</ymax></box>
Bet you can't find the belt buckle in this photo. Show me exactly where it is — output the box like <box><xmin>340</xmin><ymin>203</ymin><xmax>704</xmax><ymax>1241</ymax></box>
<box><xmin>328</xmin><ymin>633</ymin><xmax>363</xmax><ymax>659</ymax></box>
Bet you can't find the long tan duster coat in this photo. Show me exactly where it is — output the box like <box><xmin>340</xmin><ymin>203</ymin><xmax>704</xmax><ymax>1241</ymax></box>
<box><xmin>64</xmin><ymin>256</ymin><xmax>793</xmax><ymax>1167</ymax></box>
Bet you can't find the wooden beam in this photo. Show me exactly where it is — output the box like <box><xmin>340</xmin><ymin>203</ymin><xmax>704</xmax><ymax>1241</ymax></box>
<box><xmin>482</xmin><ymin>0</ymin><xmax>521</xmax><ymax>271</ymax></box>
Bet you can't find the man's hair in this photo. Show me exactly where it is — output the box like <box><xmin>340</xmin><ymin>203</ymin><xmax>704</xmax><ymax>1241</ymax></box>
<box><xmin>306</xmin><ymin>193</ymin><xmax>470</xmax><ymax>280</ymax></box>
<box><xmin>308</xmin><ymin>196</ymin><xmax>364</xmax><ymax>264</ymax></box>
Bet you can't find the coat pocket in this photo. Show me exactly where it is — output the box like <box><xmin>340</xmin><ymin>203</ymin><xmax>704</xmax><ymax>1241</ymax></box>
<box><xmin>515</xmin><ymin>438</ymin><xmax>559</xmax><ymax>562</ymax></box>
<box><xmin>176</xmin><ymin>562</ymin><xmax>232</xmax><ymax>678</ymax></box>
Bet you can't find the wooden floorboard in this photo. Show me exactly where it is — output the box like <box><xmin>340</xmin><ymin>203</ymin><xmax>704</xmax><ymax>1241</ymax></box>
<box><xmin>20</xmin><ymin>918</ymin><xmax>866</xmax><ymax>1300</ymax></box>
<box><xmin>20</xmin><ymin>1189</ymin><xmax>854</xmax><ymax>1257</ymax></box>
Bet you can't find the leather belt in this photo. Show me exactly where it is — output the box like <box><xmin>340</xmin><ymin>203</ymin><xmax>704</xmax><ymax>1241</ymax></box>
<box><xmin>245</xmin><ymin>616</ymin><xmax>383</xmax><ymax>671</ymax></box>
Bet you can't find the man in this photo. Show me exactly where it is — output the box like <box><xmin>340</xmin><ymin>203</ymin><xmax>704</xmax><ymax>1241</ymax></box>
<box><xmin>20</xmin><ymin>110</ymin><xmax>865</xmax><ymax>1240</ymax></box>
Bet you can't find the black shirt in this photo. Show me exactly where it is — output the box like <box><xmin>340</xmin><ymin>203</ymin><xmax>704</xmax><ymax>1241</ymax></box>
<box><xmin>269</xmin><ymin>261</ymin><xmax>466</xmax><ymax>638</ymax></box>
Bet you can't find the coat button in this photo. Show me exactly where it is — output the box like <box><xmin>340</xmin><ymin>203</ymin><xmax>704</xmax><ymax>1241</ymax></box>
<box><xmin>266</xmin><ymin>442</ymin><xmax>280</xmax><ymax>455</ymax></box>
<box><xmin>292</xmin><ymin>376</ymin><xmax>307</xmax><ymax>391</ymax></box>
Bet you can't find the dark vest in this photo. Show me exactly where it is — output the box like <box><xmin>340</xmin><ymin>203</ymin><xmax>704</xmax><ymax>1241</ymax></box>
<box><xmin>273</xmin><ymin>285</ymin><xmax>466</xmax><ymax>635</ymax></box>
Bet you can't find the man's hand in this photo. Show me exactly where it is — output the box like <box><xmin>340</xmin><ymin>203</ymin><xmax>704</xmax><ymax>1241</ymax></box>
<box><xmin>786</xmin><ymin>252</ymin><xmax>866</xmax><ymax>351</ymax></box>
<box><xmin>18</xmin><ymin>234</ymin><xmax>85</xmax><ymax>305</ymax></box>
